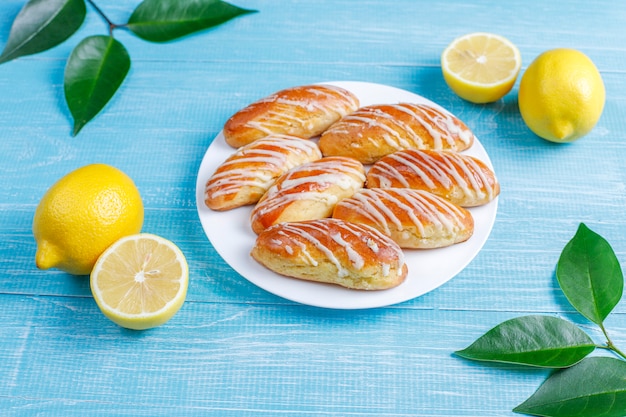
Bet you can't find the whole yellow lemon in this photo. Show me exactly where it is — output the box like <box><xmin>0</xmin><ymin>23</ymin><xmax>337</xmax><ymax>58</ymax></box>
<box><xmin>518</xmin><ymin>48</ymin><xmax>605</xmax><ymax>143</ymax></box>
<box><xmin>33</xmin><ymin>164</ymin><xmax>144</xmax><ymax>275</ymax></box>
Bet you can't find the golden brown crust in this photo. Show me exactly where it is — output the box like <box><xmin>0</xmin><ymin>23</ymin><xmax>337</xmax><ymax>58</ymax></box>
<box><xmin>319</xmin><ymin>103</ymin><xmax>475</xmax><ymax>164</ymax></box>
<box><xmin>250</xmin><ymin>156</ymin><xmax>366</xmax><ymax>234</ymax></box>
<box><xmin>250</xmin><ymin>218</ymin><xmax>407</xmax><ymax>290</ymax></box>
<box><xmin>204</xmin><ymin>135</ymin><xmax>322</xmax><ymax>211</ymax></box>
<box><xmin>223</xmin><ymin>84</ymin><xmax>360</xmax><ymax>148</ymax></box>
<box><xmin>332</xmin><ymin>188</ymin><xmax>474</xmax><ymax>248</ymax></box>
<box><xmin>366</xmin><ymin>149</ymin><xmax>499</xmax><ymax>207</ymax></box>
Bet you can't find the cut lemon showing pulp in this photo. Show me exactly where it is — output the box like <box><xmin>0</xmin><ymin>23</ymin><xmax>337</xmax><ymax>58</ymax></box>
<box><xmin>441</xmin><ymin>32</ymin><xmax>521</xmax><ymax>103</ymax></box>
<box><xmin>90</xmin><ymin>233</ymin><xmax>188</xmax><ymax>330</ymax></box>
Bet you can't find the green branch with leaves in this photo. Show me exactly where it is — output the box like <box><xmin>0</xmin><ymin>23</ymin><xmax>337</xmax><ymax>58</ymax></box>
<box><xmin>0</xmin><ymin>0</ymin><xmax>256</xmax><ymax>135</ymax></box>
<box><xmin>456</xmin><ymin>223</ymin><xmax>626</xmax><ymax>417</ymax></box>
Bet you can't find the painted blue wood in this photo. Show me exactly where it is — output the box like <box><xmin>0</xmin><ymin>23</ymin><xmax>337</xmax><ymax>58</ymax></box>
<box><xmin>1</xmin><ymin>0</ymin><xmax>625</xmax><ymax>415</ymax></box>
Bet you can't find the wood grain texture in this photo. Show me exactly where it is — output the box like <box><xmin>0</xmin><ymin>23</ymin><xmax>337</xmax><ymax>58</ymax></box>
<box><xmin>1</xmin><ymin>0</ymin><xmax>626</xmax><ymax>415</ymax></box>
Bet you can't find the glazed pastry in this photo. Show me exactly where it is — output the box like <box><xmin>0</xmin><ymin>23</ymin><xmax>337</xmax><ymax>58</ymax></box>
<box><xmin>366</xmin><ymin>149</ymin><xmax>499</xmax><ymax>207</ymax></box>
<box><xmin>250</xmin><ymin>156</ymin><xmax>366</xmax><ymax>234</ymax></box>
<box><xmin>332</xmin><ymin>188</ymin><xmax>474</xmax><ymax>248</ymax></box>
<box><xmin>250</xmin><ymin>218</ymin><xmax>407</xmax><ymax>290</ymax></box>
<box><xmin>318</xmin><ymin>103</ymin><xmax>475</xmax><ymax>164</ymax></box>
<box><xmin>223</xmin><ymin>84</ymin><xmax>360</xmax><ymax>148</ymax></box>
<box><xmin>204</xmin><ymin>135</ymin><xmax>322</xmax><ymax>211</ymax></box>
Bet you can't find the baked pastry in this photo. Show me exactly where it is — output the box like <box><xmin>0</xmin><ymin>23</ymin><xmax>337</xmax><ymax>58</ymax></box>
<box><xmin>250</xmin><ymin>218</ymin><xmax>407</xmax><ymax>290</ymax></box>
<box><xmin>204</xmin><ymin>135</ymin><xmax>322</xmax><ymax>211</ymax></box>
<box><xmin>250</xmin><ymin>156</ymin><xmax>366</xmax><ymax>234</ymax></box>
<box><xmin>318</xmin><ymin>103</ymin><xmax>475</xmax><ymax>164</ymax></box>
<box><xmin>223</xmin><ymin>84</ymin><xmax>360</xmax><ymax>148</ymax></box>
<box><xmin>366</xmin><ymin>149</ymin><xmax>499</xmax><ymax>207</ymax></box>
<box><xmin>332</xmin><ymin>188</ymin><xmax>474</xmax><ymax>248</ymax></box>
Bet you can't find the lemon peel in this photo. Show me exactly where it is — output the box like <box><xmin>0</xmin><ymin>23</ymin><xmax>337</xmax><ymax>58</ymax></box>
<box><xmin>32</xmin><ymin>163</ymin><xmax>144</xmax><ymax>275</ymax></box>
<box><xmin>518</xmin><ymin>48</ymin><xmax>605</xmax><ymax>143</ymax></box>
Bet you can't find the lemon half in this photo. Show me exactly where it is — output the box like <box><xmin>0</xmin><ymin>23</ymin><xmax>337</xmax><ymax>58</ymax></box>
<box><xmin>90</xmin><ymin>233</ymin><xmax>189</xmax><ymax>330</ymax></box>
<box><xmin>441</xmin><ymin>32</ymin><xmax>521</xmax><ymax>103</ymax></box>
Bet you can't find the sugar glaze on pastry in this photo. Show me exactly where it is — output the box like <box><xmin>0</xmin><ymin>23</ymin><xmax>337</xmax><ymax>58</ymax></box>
<box><xmin>367</xmin><ymin>149</ymin><xmax>499</xmax><ymax>207</ymax></box>
<box><xmin>333</xmin><ymin>188</ymin><xmax>474</xmax><ymax>248</ymax></box>
<box><xmin>250</xmin><ymin>156</ymin><xmax>366</xmax><ymax>234</ymax></box>
<box><xmin>204</xmin><ymin>135</ymin><xmax>322</xmax><ymax>211</ymax></box>
<box><xmin>319</xmin><ymin>103</ymin><xmax>475</xmax><ymax>164</ymax></box>
<box><xmin>250</xmin><ymin>218</ymin><xmax>407</xmax><ymax>290</ymax></box>
<box><xmin>223</xmin><ymin>84</ymin><xmax>360</xmax><ymax>148</ymax></box>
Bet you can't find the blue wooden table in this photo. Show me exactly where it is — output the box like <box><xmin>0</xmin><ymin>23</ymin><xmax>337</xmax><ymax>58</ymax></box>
<box><xmin>1</xmin><ymin>0</ymin><xmax>625</xmax><ymax>415</ymax></box>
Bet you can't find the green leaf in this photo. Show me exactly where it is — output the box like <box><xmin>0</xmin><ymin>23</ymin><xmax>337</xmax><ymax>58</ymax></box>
<box><xmin>455</xmin><ymin>315</ymin><xmax>595</xmax><ymax>368</ymax></box>
<box><xmin>514</xmin><ymin>356</ymin><xmax>626</xmax><ymax>417</ymax></box>
<box><xmin>556</xmin><ymin>223</ymin><xmax>624</xmax><ymax>325</ymax></box>
<box><xmin>0</xmin><ymin>0</ymin><xmax>86</xmax><ymax>64</ymax></box>
<box><xmin>64</xmin><ymin>35</ymin><xmax>131</xmax><ymax>136</ymax></box>
<box><xmin>126</xmin><ymin>0</ymin><xmax>257</xmax><ymax>43</ymax></box>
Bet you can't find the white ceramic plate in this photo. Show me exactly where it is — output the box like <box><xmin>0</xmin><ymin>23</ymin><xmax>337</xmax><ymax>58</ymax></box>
<box><xmin>195</xmin><ymin>81</ymin><xmax>498</xmax><ymax>309</ymax></box>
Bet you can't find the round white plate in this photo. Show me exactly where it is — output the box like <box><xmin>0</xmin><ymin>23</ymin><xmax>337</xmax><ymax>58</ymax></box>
<box><xmin>195</xmin><ymin>81</ymin><xmax>498</xmax><ymax>309</ymax></box>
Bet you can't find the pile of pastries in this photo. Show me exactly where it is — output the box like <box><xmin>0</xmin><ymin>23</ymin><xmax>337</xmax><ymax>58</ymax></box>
<box><xmin>204</xmin><ymin>84</ymin><xmax>500</xmax><ymax>291</ymax></box>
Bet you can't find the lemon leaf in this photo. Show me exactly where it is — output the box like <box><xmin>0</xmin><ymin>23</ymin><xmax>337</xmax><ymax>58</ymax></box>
<box><xmin>64</xmin><ymin>35</ymin><xmax>131</xmax><ymax>136</ymax></box>
<box><xmin>126</xmin><ymin>0</ymin><xmax>257</xmax><ymax>43</ymax></box>
<box><xmin>455</xmin><ymin>315</ymin><xmax>595</xmax><ymax>368</ymax></box>
<box><xmin>0</xmin><ymin>0</ymin><xmax>86</xmax><ymax>64</ymax></box>
<box><xmin>457</xmin><ymin>225</ymin><xmax>626</xmax><ymax>416</ymax></box>
<box><xmin>556</xmin><ymin>223</ymin><xmax>624</xmax><ymax>325</ymax></box>
<box><xmin>513</xmin><ymin>357</ymin><xmax>626</xmax><ymax>417</ymax></box>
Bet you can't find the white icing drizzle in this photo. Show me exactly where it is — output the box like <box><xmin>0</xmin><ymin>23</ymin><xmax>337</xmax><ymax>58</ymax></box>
<box><xmin>280</xmin><ymin>222</ymin><xmax>348</xmax><ymax>276</ymax></box>
<box><xmin>277</xmin><ymin>229</ymin><xmax>319</xmax><ymax>267</ymax></box>
<box><xmin>316</xmin><ymin>84</ymin><xmax>360</xmax><ymax>109</ymax></box>
<box><xmin>338</xmin><ymin>188</ymin><xmax>469</xmax><ymax>236</ymax></box>
<box><xmin>275</xmin><ymin>219</ymin><xmax>404</xmax><ymax>278</ymax></box>
<box><xmin>243</xmin><ymin>85</ymin><xmax>359</xmax><ymax>136</ymax></box>
<box><xmin>369</xmin><ymin>150</ymin><xmax>497</xmax><ymax>204</ymax></box>
<box><xmin>366</xmin><ymin>239</ymin><xmax>379</xmax><ymax>254</ymax></box>
<box><xmin>251</xmin><ymin>157</ymin><xmax>366</xmax><ymax>222</ymax></box>
<box><xmin>395</xmin><ymin>104</ymin><xmax>474</xmax><ymax>148</ymax></box>
<box><xmin>205</xmin><ymin>136</ymin><xmax>321</xmax><ymax>201</ymax></box>
<box><xmin>325</xmin><ymin>103</ymin><xmax>474</xmax><ymax>151</ymax></box>
<box><xmin>331</xmin><ymin>232</ymin><xmax>365</xmax><ymax>270</ymax></box>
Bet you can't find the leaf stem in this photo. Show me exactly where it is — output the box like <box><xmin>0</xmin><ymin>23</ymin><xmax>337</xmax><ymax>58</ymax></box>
<box><xmin>87</xmin><ymin>0</ymin><xmax>117</xmax><ymax>35</ymax></box>
<box><xmin>599</xmin><ymin>323</ymin><xmax>626</xmax><ymax>360</ymax></box>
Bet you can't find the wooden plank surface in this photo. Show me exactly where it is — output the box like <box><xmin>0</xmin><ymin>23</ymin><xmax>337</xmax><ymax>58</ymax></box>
<box><xmin>1</xmin><ymin>0</ymin><xmax>626</xmax><ymax>415</ymax></box>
